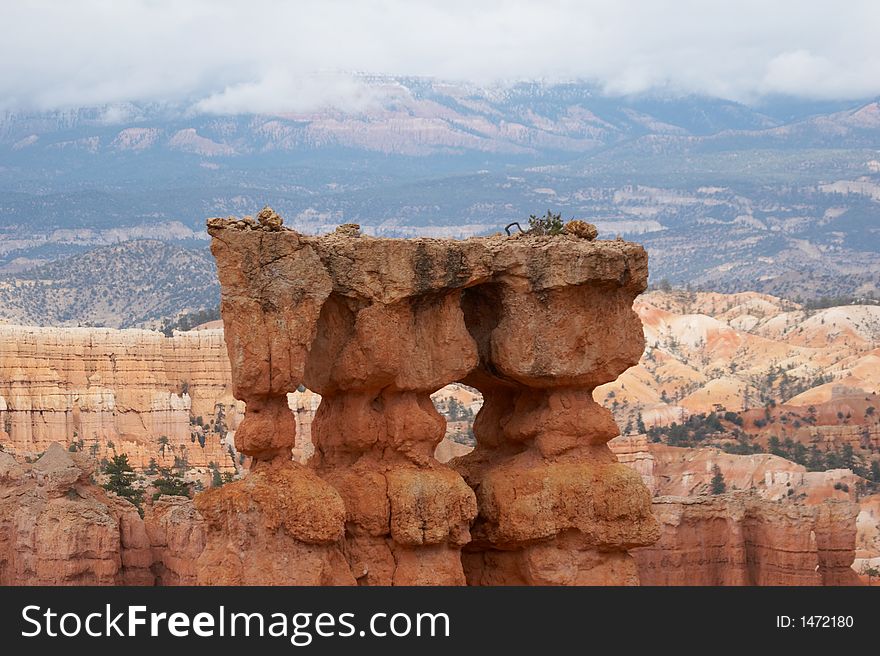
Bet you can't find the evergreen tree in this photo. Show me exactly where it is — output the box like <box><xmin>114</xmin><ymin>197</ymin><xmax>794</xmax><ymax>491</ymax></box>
<box><xmin>792</xmin><ymin>442</ymin><xmax>808</xmax><ymax>466</ymax></box>
<box><xmin>102</xmin><ymin>454</ymin><xmax>144</xmax><ymax>516</ymax></box>
<box><xmin>152</xmin><ymin>467</ymin><xmax>190</xmax><ymax>501</ymax></box>
<box><xmin>825</xmin><ymin>446</ymin><xmax>843</xmax><ymax>470</ymax></box>
<box><xmin>173</xmin><ymin>454</ymin><xmax>189</xmax><ymax>476</ymax></box>
<box><xmin>636</xmin><ymin>411</ymin><xmax>646</xmax><ymax>434</ymax></box>
<box><xmin>807</xmin><ymin>444</ymin><xmax>825</xmax><ymax>471</ymax></box>
<box><xmin>710</xmin><ymin>464</ymin><xmax>726</xmax><ymax>495</ymax></box>
<box><xmin>210</xmin><ymin>462</ymin><xmax>223</xmax><ymax>488</ymax></box>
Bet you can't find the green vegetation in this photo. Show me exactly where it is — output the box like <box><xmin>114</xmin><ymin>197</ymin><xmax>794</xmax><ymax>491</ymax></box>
<box><xmin>748</xmin><ymin>367</ymin><xmax>832</xmax><ymax>408</ymax></box>
<box><xmin>710</xmin><ymin>464</ymin><xmax>726</xmax><ymax>495</ymax></box>
<box><xmin>444</xmin><ymin>398</ymin><xmax>474</xmax><ymax>422</ymax></box>
<box><xmin>173</xmin><ymin>454</ymin><xmax>189</xmax><ymax>476</ymax></box>
<box><xmin>647</xmin><ymin>411</ymin><xmax>730</xmax><ymax>446</ymax></box>
<box><xmin>102</xmin><ymin>454</ymin><xmax>144</xmax><ymax>516</ymax></box>
<box><xmin>769</xmin><ymin>435</ymin><xmax>878</xmax><ymax>480</ymax></box>
<box><xmin>802</xmin><ymin>295</ymin><xmax>879</xmax><ymax>310</ymax></box>
<box><xmin>214</xmin><ymin>404</ymin><xmax>228</xmax><ymax>436</ymax></box>
<box><xmin>209</xmin><ymin>461</ymin><xmax>235</xmax><ymax>488</ymax></box>
<box><xmin>527</xmin><ymin>210</ymin><xmax>565</xmax><ymax>236</ymax></box>
<box><xmin>151</xmin><ymin>467</ymin><xmax>190</xmax><ymax>501</ymax></box>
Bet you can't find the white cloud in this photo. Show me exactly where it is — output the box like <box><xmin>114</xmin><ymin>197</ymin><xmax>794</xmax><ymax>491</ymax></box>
<box><xmin>192</xmin><ymin>70</ymin><xmax>383</xmax><ymax>115</ymax></box>
<box><xmin>1</xmin><ymin>0</ymin><xmax>878</xmax><ymax>113</ymax></box>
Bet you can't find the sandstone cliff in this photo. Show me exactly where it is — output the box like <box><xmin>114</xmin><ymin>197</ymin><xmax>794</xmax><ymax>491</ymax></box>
<box><xmin>0</xmin><ymin>325</ymin><xmax>239</xmax><ymax>473</ymax></box>
<box><xmin>634</xmin><ymin>493</ymin><xmax>861</xmax><ymax>585</ymax></box>
<box><xmin>0</xmin><ymin>444</ymin><xmax>153</xmax><ymax>585</ymax></box>
<box><xmin>144</xmin><ymin>496</ymin><xmax>206</xmax><ymax>585</ymax></box>
<box><xmin>611</xmin><ymin>434</ymin><xmax>809</xmax><ymax>499</ymax></box>
<box><xmin>203</xmin><ymin>209</ymin><xmax>658</xmax><ymax>585</ymax></box>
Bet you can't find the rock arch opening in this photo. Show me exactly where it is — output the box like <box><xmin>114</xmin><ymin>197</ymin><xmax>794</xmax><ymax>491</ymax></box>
<box><xmin>199</xmin><ymin>211</ymin><xmax>658</xmax><ymax>585</ymax></box>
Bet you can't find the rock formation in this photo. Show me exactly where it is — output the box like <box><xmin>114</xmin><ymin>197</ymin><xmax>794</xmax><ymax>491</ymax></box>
<box><xmin>0</xmin><ymin>325</ymin><xmax>239</xmax><ymax>472</ymax></box>
<box><xmin>0</xmin><ymin>444</ymin><xmax>153</xmax><ymax>585</ymax></box>
<box><xmin>144</xmin><ymin>496</ymin><xmax>206</xmax><ymax>585</ymax></box>
<box><xmin>634</xmin><ymin>494</ymin><xmax>861</xmax><ymax>585</ymax></box>
<box><xmin>610</xmin><ymin>435</ymin><xmax>869</xmax><ymax>507</ymax></box>
<box><xmin>205</xmin><ymin>210</ymin><xmax>657</xmax><ymax>585</ymax></box>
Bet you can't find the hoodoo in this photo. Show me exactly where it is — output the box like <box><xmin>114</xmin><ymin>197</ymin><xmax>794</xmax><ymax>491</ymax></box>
<box><xmin>204</xmin><ymin>208</ymin><xmax>658</xmax><ymax>585</ymax></box>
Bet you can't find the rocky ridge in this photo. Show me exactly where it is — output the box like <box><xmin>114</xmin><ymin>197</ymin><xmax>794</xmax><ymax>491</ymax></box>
<box><xmin>202</xmin><ymin>209</ymin><xmax>657</xmax><ymax>585</ymax></box>
<box><xmin>634</xmin><ymin>493</ymin><xmax>860</xmax><ymax>585</ymax></box>
<box><xmin>0</xmin><ymin>444</ymin><xmax>153</xmax><ymax>585</ymax></box>
<box><xmin>0</xmin><ymin>324</ymin><xmax>238</xmax><ymax>475</ymax></box>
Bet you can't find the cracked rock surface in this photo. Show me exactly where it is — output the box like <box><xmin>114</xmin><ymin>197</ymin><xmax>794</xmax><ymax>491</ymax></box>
<box><xmin>203</xmin><ymin>210</ymin><xmax>657</xmax><ymax>585</ymax></box>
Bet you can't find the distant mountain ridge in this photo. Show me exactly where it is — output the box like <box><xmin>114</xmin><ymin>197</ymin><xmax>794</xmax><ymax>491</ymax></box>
<box><xmin>0</xmin><ymin>240</ymin><xmax>218</xmax><ymax>328</ymax></box>
<box><xmin>1</xmin><ymin>77</ymin><xmax>878</xmax><ymax>301</ymax></box>
<box><xmin>2</xmin><ymin>79</ymin><xmax>874</xmax><ymax>165</ymax></box>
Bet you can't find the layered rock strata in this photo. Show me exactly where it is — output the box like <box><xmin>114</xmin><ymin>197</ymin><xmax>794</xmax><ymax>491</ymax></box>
<box><xmin>144</xmin><ymin>496</ymin><xmax>206</xmax><ymax>585</ymax></box>
<box><xmin>0</xmin><ymin>325</ymin><xmax>238</xmax><ymax>471</ymax></box>
<box><xmin>0</xmin><ymin>444</ymin><xmax>153</xmax><ymax>585</ymax></box>
<box><xmin>634</xmin><ymin>494</ymin><xmax>861</xmax><ymax>585</ymax></box>
<box><xmin>205</xmin><ymin>210</ymin><xmax>657</xmax><ymax>585</ymax></box>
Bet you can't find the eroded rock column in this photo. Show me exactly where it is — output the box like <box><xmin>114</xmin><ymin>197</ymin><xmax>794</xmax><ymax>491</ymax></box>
<box><xmin>453</xmin><ymin>247</ymin><xmax>660</xmax><ymax>584</ymax></box>
<box><xmin>198</xmin><ymin>216</ymin><xmax>354</xmax><ymax>584</ymax></box>
<box><xmin>205</xmin><ymin>209</ymin><xmax>658</xmax><ymax>585</ymax></box>
<box><xmin>305</xmin><ymin>290</ymin><xmax>478</xmax><ymax>584</ymax></box>
<box><xmin>205</xmin><ymin>215</ymin><xmax>481</xmax><ymax>584</ymax></box>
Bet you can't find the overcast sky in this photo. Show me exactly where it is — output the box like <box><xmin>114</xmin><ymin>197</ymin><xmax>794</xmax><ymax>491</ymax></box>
<box><xmin>2</xmin><ymin>0</ymin><xmax>878</xmax><ymax>113</ymax></box>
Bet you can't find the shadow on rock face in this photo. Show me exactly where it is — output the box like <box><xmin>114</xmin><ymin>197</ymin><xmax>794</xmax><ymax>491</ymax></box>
<box><xmin>201</xmin><ymin>210</ymin><xmax>656</xmax><ymax>585</ymax></box>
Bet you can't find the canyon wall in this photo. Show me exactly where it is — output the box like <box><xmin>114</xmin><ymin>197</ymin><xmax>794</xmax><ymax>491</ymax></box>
<box><xmin>634</xmin><ymin>494</ymin><xmax>861</xmax><ymax>585</ymax></box>
<box><xmin>0</xmin><ymin>324</ymin><xmax>331</xmax><ymax>479</ymax></box>
<box><xmin>0</xmin><ymin>444</ymin><xmax>154</xmax><ymax>585</ymax></box>
<box><xmin>202</xmin><ymin>209</ymin><xmax>657</xmax><ymax>585</ymax></box>
<box><xmin>610</xmin><ymin>434</ymin><xmax>808</xmax><ymax>499</ymax></box>
<box><xmin>0</xmin><ymin>444</ymin><xmax>864</xmax><ymax>586</ymax></box>
<box><xmin>0</xmin><ymin>324</ymin><xmax>239</xmax><ymax>472</ymax></box>
<box><xmin>144</xmin><ymin>497</ymin><xmax>206</xmax><ymax>586</ymax></box>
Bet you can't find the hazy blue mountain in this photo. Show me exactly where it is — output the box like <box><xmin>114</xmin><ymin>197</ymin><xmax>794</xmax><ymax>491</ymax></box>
<box><xmin>1</xmin><ymin>77</ymin><xmax>879</xmax><ymax>325</ymax></box>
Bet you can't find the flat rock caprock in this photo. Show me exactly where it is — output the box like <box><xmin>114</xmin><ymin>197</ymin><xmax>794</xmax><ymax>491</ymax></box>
<box><xmin>204</xmin><ymin>211</ymin><xmax>658</xmax><ymax>585</ymax></box>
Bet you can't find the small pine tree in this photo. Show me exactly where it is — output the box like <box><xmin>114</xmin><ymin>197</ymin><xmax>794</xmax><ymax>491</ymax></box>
<box><xmin>807</xmin><ymin>444</ymin><xmax>825</xmax><ymax>471</ymax></box>
<box><xmin>102</xmin><ymin>454</ymin><xmax>144</xmax><ymax>516</ymax></box>
<box><xmin>152</xmin><ymin>467</ymin><xmax>190</xmax><ymax>501</ymax></box>
<box><xmin>209</xmin><ymin>462</ymin><xmax>223</xmax><ymax>488</ymax></box>
<box><xmin>636</xmin><ymin>411</ymin><xmax>647</xmax><ymax>434</ymax></box>
<box><xmin>173</xmin><ymin>454</ymin><xmax>189</xmax><ymax>476</ymax></box>
<box><xmin>710</xmin><ymin>464</ymin><xmax>726</xmax><ymax>495</ymax></box>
